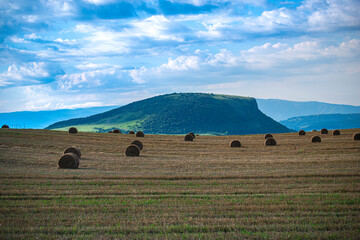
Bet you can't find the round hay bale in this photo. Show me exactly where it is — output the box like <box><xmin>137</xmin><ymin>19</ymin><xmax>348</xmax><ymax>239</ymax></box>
<box><xmin>1</xmin><ymin>125</ymin><xmax>9</xmax><ymax>128</ymax></box>
<box><xmin>332</xmin><ymin>129</ymin><xmax>340</xmax><ymax>136</ymax></box>
<box><xmin>353</xmin><ymin>133</ymin><xmax>360</xmax><ymax>141</ymax></box>
<box><xmin>58</xmin><ymin>153</ymin><xmax>79</xmax><ymax>169</ymax></box>
<box><xmin>264</xmin><ymin>137</ymin><xmax>276</xmax><ymax>146</ymax></box>
<box><xmin>189</xmin><ymin>132</ymin><xmax>195</xmax><ymax>139</ymax></box>
<box><xmin>108</xmin><ymin>130</ymin><xmax>113</xmax><ymax>133</ymax></box>
<box><xmin>125</xmin><ymin>145</ymin><xmax>140</xmax><ymax>156</ymax></box>
<box><xmin>298</xmin><ymin>130</ymin><xmax>306</xmax><ymax>136</ymax></box>
<box><xmin>184</xmin><ymin>134</ymin><xmax>193</xmax><ymax>141</ymax></box>
<box><xmin>320</xmin><ymin>128</ymin><xmax>328</xmax><ymax>134</ymax></box>
<box><xmin>113</xmin><ymin>129</ymin><xmax>121</xmax><ymax>134</ymax></box>
<box><xmin>230</xmin><ymin>140</ymin><xmax>241</xmax><ymax>148</ymax></box>
<box><xmin>311</xmin><ymin>136</ymin><xmax>321</xmax><ymax>143</ymax></box>
<box><xmin>312</xmin><ymin>130</ymin><xmax>317</xmax><ymax>132</ymax></box>
<box><xmin>264</xmin><ymin>133</ymin><xmax>273</xmax><ymax>139</ymax></box>
<box><xmin>136</xmin><ymin>131</ymin><xmax>144</xmax><ymax>137</ymax></box>
<box><xmin>68</xmin><ymin>127</ymin><xmax>78</xmax><ymax>134</ymax></box>
<box><xmin>129</xmin><ymin>131</ymin><xmax>135</xmax><ymax>134</ymax></box>
<box><xmin>131</xmin><ymin>140</ymin><xmax>143</xmax><ymax>151</ymax></box>
<box><xmin>64</xmin><ymin>146</ymin><xmax>81</xmax><ymax>158</ymax></box>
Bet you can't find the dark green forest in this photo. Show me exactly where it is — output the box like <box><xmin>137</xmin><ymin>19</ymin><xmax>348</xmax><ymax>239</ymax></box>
<box><xmin>47</xmin><ymin>93</ymin><xmax>290</xmax><ymax>135</ymax></box>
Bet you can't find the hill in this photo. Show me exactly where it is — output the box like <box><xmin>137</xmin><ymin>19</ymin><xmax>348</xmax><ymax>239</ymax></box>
<box><xmin>46</xmin><ymin>93</ymin><xmax>290</xmax><ymax>135</ymax></box>
<box><xmin>3</xmin><ymin>97</ymin><xmax>359</xmax><ymax>130</ymax></box>
<box><xmin>256</xmin><ymin>99</ymin><xmax>360</xmax><ymax>121</ymax></box>
<box><xmin>0</xmin><ymin>106</ymin><xmax>116</xmax><ymax>129</ymax></box>
<box><xmin>280</xmin><ymin>113</ymin><xmax>360</xmax><ymax>131</ymax></box>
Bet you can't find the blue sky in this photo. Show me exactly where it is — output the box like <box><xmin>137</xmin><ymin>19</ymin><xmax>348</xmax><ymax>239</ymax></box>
<box><xmin>0</xmin><ymin>0</ymin><xmax>359</xmax><ymax>112</ymax></box>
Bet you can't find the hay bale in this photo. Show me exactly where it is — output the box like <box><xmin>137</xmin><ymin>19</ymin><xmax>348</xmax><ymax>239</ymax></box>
<box><xmin>136</xmin><ymin>131</ymin><xmax>144</xmax><ymax>137</ymax></box>
<box><xmin>264</xmin><ymin>137</ymin><xmax>276</xmax><ymax>146</ymax></box>
<box><xmin>312</xmin><ymin>130</ymin><xmax>317</xmax><ymax>132</ymax></box>
<box><xmin>108</xmin><ymin>130</ymin><xmax>113</xmax><ymax>133</ymax></box>
<box><xmin>311</xmin><ymin>136</ymin><xmax>321</xmax><ymax>143</ymax></box>
<box><xmin>184</xmin><ymin>134</ymin><xmax>193</xmax><ymax>141</ymax></box>
<box><xmin>113</xmin><ymin>129</ymin><xmax>121</xmax><ymax>133</ymax></box>
<box><xmin>230</xmin><ymin>140</ymin><xmax>241</xmax><ymax>148</ymax></box>
<box><xmin>332</xmin><ymin>129</ymin><xmax>340</xmax><ymax>136</ymax></box>
<box><xmin>321</xmin><ymin>128</ymin><xmax>328</xmax><ymax>134</ymax></box>
<box><xmin>129</xmin><ymin>131</ymin><xmax>135</xmax><ymax>134</ymax></box>
<box><xmin>68</xmin><ymin>127</ymin><xmax>78</xmax><ymax>134</ymax></box>
<box><xmin>353</xmin><ymin>133</ymin><xmax>360</xmax><ymax>141</ymax></box>
<box><xmin>131</xmin><ymin>140</ymin><xmax>143</xmax><ymax>151</ymax></box>
<box><xmin>64</xmin><ymin>146</ymin><xmax>81</xmax><ymax>158</ymax></box>
<box><xmin>189</xmin><ymin>132</ymin><xmax>196</xmax><ymax>139</ymax></box>
<box><xmin>58</xmin><ymin>153</ymin><xmax>79</xmax><ymax>169</ymax></box>
<box><xmin>1</xmin><ymin>125</ymin><xmax>9</xmax><ymax>128</ymax></box>
<box><xmin>298</xmin><ymin>130</ymin><xmax>306</xmax><ymax>136</ymax></box>
<box><xmin>125</xmin><ymin>145</ymin><xmax>140</xmax><ymax>156</ymax></box>
<box><xmin>264</xmin><ymin>133</ymin><xmax>273</xmax><ymax>139</ymax></box>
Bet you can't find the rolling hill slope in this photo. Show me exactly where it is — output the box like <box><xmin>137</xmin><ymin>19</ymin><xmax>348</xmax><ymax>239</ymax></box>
<box><xmin>280</xmin><ymin>113</ymin><xmax>360</xmax><ymax>131</ymax></box>
<box><xmin>46</xmin><ymin>93</ymin><xmax>290</xmax><ymax>135</ymax></box>
<box><xmin>257</xmin><ymin>99</ymin><xmax>360</xmax><ymax>121</ymax></box>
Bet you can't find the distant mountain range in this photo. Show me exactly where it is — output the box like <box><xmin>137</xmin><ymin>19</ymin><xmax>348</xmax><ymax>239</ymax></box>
<box><xmin>0</xmin><ymin>106</ymin><xmax>115</xmax><ymax>129</ymax></box>
<box><xmin>46</xmin><ymin>93</ymin><xmax>290</xmax><ymax>135</ymax></box>
<box><xmin>256</xmin><ymin>99</ymin><xmax>360</xmax><ymax>121</ymax></box>
<box><xmin>1</xmin><ymin>93</ymin><xmax>359</xmax><ymax>133</ymax></box>
<box><xmin>280</xmin><ymin>113</ymin><xmax>360</xmax><ymax>131</ymax></box>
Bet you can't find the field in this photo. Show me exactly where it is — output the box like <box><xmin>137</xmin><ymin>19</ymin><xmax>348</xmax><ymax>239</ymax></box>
<box><xmin>0</xmin><ymin>128</ymin><xmax>359</xmax><ymax>239</ymax></box>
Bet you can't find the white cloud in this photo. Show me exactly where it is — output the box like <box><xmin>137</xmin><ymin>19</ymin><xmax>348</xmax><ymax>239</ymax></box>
<box><xmin>69</xmin><ymin>16</ymin><xmax>189</xmax><ymax>57</ymax></box>
<box><xmin>0</xmin><ymin>62</ymin><xmax>63</xmax><ymax>87</ymax></box>
<box><xmin>167</xmin><ymin>0</ymin><xmax>266</xmax><ymax>7</ymax></box>
<box><xmin>194</xmin><ymin>0</ymin><xmax>360</xmax><ymax>42</ymax></box>
<box><xmin>22</xmin><ymin>85</ymin><xmax>104</xmax><ymax>111</ymax></box>
<box><xmin>82</xmin><ymin>0</ymin><xmax>118</xmax><ymax>5</ymax></box>
<box><xmin>161</xmin><ymin>55</ymin><xmax>200</xmax><ymax>71</ymax></box>
<box><xmin>75</xmin><ymin>63</ymin><xmax>122</xmax><ymax>70</ymax></box>
<box><xmin>129</xmin><ymin>67</ymin><xmax>149</xmax><ymax>84</ymax></box>
<box><xmin>45</xmin><ymin>0</ymin><xmax>75</xmax><ymax>17</ymax></box>
<box><xmin>207</xmin><ymin>49</ymin><xmax>238</xmax><ymax>67</ymax></box>
<box><xmin>22</xmin><ymin>15</ymin><xmax>39</xmax><ymax>23</ymax></box>
<box><xmin>24</xmin><ymin>33</ymin><xmax>41</xmax><ymax>40</ymax></box>
<box><xmin>10</xmin><ymin>36</ymin><xmax>27</xmax><ymax>43</ymax></box>
<box><xmin>74</xmin><ymin>24</ymin><xmax>96</xmax><ymax>33</ymax></box>
<box><xmin>302</xmin><ymin>0</ymin><xmax>360</xmax><ymax>29</ymax></box>
<box><xmin>58</xmin><ymin>68</ymin><xmax>115</xmax><ymax>90</ymax></box>
<box><xmin>128</xmin><ymin>55</ymin><xmax>200</xmax><ymax>84</ymax></box>
<box><xmin>129</xmin><ymin>15</ymin><xmax>187</xmax><ymax>42</ymax></box>
<box><xmin>0</xmin><ymin>84</ymin><xmax>156</xmax><ymax>112</ymax></box>
<box><xmin>254</xmin><ymin>8</ymin><xmax>294</xmax><ymax>29</ymax></box>
<box><xmin>128</xmin><ymin>39</ymin><xmax>360</xmax><ymax>88</ymax></box>
<box><xmin>167</xmin><ymin>0</ymin><xmax>209</xmax><ymax>6</ymax></box>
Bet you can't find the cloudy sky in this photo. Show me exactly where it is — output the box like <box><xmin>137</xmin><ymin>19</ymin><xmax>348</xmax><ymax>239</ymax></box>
<box><xmin>0</xmin><ymin>0</ymin><xmax>359</xmax><ymax>112</ymax></box>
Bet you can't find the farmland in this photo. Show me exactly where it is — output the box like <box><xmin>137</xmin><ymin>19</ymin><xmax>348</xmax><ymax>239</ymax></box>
<box><xmin>0</xmin><ymin>129</ymin><xmax>359</xmax><ymax>239</ymax></box>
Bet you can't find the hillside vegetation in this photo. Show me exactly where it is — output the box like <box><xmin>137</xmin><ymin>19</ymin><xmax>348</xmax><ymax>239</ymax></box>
<box><xmin>46</xmin><ymin>93</ymin><xmax>290</xmax><ymax>135</ymax></box>
<box><xmin>257</xmin><ymin>99</ymin><xmax>360</xmax><ymax>121</ymax></box>
<box><xmin>0</xmin><ymin>128</ymin><xmax>359</xmax><ymax>239</ymax></box>
<box><xmin>280</xmin><ymin>113</ymin><xmax>360</xmax><ymax>131</ymax></box>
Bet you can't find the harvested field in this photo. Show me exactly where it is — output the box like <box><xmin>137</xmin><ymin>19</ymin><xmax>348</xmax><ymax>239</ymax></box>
<box><xmin>0</xmin><ymin>128</ymin><xmax>359</xmax><ymax>239</ymax></box>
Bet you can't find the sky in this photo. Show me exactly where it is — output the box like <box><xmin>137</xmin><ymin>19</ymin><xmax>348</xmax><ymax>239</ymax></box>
<box><xmin>0</xmin><ymin>0</ymin><xmax>359</xmax><ymax>113</ymax></box>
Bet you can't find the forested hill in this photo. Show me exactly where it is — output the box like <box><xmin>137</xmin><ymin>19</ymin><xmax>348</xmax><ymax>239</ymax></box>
<box><xmin>280</xmin><ymin>113</ymin><xmax>360</xmax><ymax>131</ymax></box>
<box><xmin>257</xmin><ymin>99</ymin><xmax>360</xmax><ymax>121</ymax></box>
<box><xmin>46</xmin><ymin>93</ymin><xmax>290</xmax><ymax>135</ymax></box>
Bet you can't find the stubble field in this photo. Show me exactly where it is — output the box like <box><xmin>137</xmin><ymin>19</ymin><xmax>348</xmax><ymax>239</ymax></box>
<box><xmin>0</xmin><ymin>128</ymin><xmax>359</xmax><ymax>239</ymax></box>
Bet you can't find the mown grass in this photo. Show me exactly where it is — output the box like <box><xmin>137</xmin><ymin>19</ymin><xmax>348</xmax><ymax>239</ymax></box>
<box><xmin>53</xmin><ymin>119</ymin><xmax>144</xmax><ymax>132</ymax></box>
<box><xmin>0</xmin><ymin>128</ymin><xmax>359</xmax><ymax>239</ymax></box>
